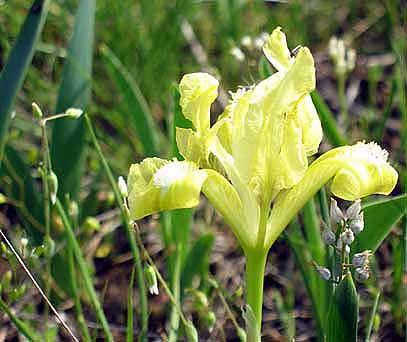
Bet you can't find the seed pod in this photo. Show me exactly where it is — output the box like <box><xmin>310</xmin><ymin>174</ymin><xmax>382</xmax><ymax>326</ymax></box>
<box><xmin>341</xmin><ymin>229</ymin><xmax>354</xmax><ymax>245</ymax></box>
<box><xmin>0</xmin><ymin>193</ymin><xmax>7</xmax><ymax>204</ymax></box>
<box><xmin>43</xmin><ymin>236</ymin><xmax>55</xmax><ymax>257</ymax></box>
<box><xmin>84</xmin><ymin>217</ymin><xmax>100</xmax><ymax>234</ymax></box>
<box><xmin>144</xmin><ymin>264</ymin><xmax>158</xmax><ymax>295</ymax></box>
<box><xmin>205</xmin><ymin>311</ymin><xmax>216</xmax><ymax>332</ymax></box>
<box><xmin>237</xmin><ymin>327</ymin><xmax>247</xmax><ymax>342</ymax></box>
<box><xmin>345</xmin><ymin>200</ymin><xmax>361</xmax><ymax>220</ymax></box>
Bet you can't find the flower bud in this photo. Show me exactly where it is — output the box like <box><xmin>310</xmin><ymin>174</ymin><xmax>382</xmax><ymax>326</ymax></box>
<box><xmin>352</xmin><ymin>250</ymin><xmax>371</xmax><ymax>268</ymax></box>
<box><xmin>144</xmin><ymin>264</ymin><xmax>158</xmax><ymax>295</ymax></box>
<box><xmin>69</xmin><ymin>201</ymin><xmax>79</xmax><ymax>221</ymax></box>
<box><xmin>355</xmin><ymin>266</ymin><xmax>369</xmax><ymax>282</ymax></box>
<box><xmin>322</xmin><ymin>227</ymin><xmax>336</xmax><ymax>245</ymax></box>
<box><xmin>43</xmin><ymin>236</ymin><xmax>55</xmax><ymax>257</ymax></box>
<box><xmin>185</xmin><ymin>320</ymin><xmax>198</xmax><ymax>342</ymax></box>
<box><xmin>330</xmin><ymin>198</ymin><xmax>344</xmax><ymax>225</ymax></box>
<box><xmin>344</xmin><ymin>244</ymin><xmax>350</xmax><ymax>258</ymax></box>
<box><xmin>118</xmin><ymin>176</ymin><xmax>128</xmax><ymax>198</ymax></box>
<box><xmin>47</xmin><ymin>171</ymin><xmax>58</xmax><ymax>205</ymax></box>
<box><xmin>205</xmin><ymin>311</ymin><xmax>216</xmax><ymax>332</ymax></box>
<box><xmin>65</xmin><ymin>108</ymin><xmax>83</xmax><ymax>119</ymax></box>
<box><xmin>345</xmin><ymin>200</ymin><xmax>361</xmax><ymax>220</ymax></box>
<box><xmin>84</xmin><ymin>217</ymin><xmax>100</xmax><ymax>234</ymax></box>
<box><xmin>349</xmin><ymin>212</ymin><xmax>364</xmax><ymax>235</ymax></box>
<box><xmin>20</xmin><ymin>237</ymin><xmax>28</xmax><ymax>257</ymax></box>
<box><xmin>341</xmin><ymin>229</ymin><xmax>354</xmax><ymax>245</ymax></box>
<box><xmin>2</xmin><ymin>270</ymin><xmax>12</xmax><ymax>291</ymax></box>
<box><xmin>193</xmin><ymin>290</ymin><xmax>209</xmax><ymax>310</ymax></box>
<box><xmin>241</xmin><ymin>36</ymin><xmax>252</xmax><ymax>48</ymax></box>
<box><xmin>230</xmin><ymin>47</ymin><xmax>245</xmax><ymax>62</ymax></box>
<box><xmin>315</xmin><ymin>264</ymin><xmax>331</xmax><ymax>281</ymax></box>
<box><xmin>32</xmin><ymin>102</ymin><xmax>43</xmax><ymax>120</ymax></box>
<box><xmin>346</xmin><ymin>49</ymin><xmax>356</xmax><ymax>72</ymax></box>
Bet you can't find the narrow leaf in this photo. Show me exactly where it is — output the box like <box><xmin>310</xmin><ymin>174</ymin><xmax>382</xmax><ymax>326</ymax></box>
<box><xmin>0</xmin><ymin>0</ymin><xmax>49</xmax><ymax>163</ymax></box>
<box><xmin>311</xmin><ymin>90</ymin><xmax>347</xmax><ymax>147</ymax></box>
<box><xmin>101</xmin><ymin>44</ymin><xmax>160</xmax><ymax>156</ymax></box>
<box><xmin>355</xmin><ymin>194</ymin><xmax>407</xmax><ymax>252</ymax></box>
<box><xmin>51</xmin><ymin>0</ymin><xmax>95</xmax><ymax>200</ymax></box>
<box><xmin>327</xmin><ymin>273</ymin><xmax>359</xmax><ymax>342</ymax></box>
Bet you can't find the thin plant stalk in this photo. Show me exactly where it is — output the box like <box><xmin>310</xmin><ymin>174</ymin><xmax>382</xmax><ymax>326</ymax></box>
<box><xmin>337</xmin><ymin>74</ymin><xmax>348</xmax><ymax>128</ymax></box>
<box><xmin>132</xmin><ymin>223</ymin><xmax>191</xmax><ymax>329</ymax></box>
<box><xmin>40</xmin><ymin>120</ymin><xmax>52</xmax><ymax>324</ymax></box>
<box><xmin>168</xmin><ymin>243</ymin><xmax>182</xmax><ymax>341</ymax></box>
<box><xmin>83</xmin><ymin>113</ymin><xmax>148</xmax><ymax>340</ymax></box>
<box><xmin>55</xmin><ymin>199</ymin><xmax>113</xmax><ymax>342</ymax></box>
<box><xmin>0</xmin><ymin>227</ymin><xmax>79</xmax><ymax>342</ymax></box>
<box><xmin>67</xmin><ymin>246</ymin><xmax>92</xmax><ymax>341</ymax></box>
<box><xmin>365</xmin><ymin>292</ymin><xmax>380</xmax><ymax>342</ymax></box>
<box><xmin>0</xmin><ymin>297</ymin><xmax>38</xmax><ymax>341</ymax></box>
<box><xmin>127</xmin><ymin>267</ymin><xmax>135</xmax><ymax>342</ymax></box>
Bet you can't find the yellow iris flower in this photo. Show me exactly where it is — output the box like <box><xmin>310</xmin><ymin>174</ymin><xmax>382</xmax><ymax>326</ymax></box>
<box><xmin>127</xmin><ymin>27</ymin><xmax>397</xmax><ymax>254</ymax></box>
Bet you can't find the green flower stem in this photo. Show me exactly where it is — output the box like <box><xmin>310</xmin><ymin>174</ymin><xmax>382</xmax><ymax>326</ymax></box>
<box><xmin>337</xmin><ymin>74</ymin><xmax>348</xmax><ymax>128</ymax></box>
<box><xmin>67</xmin><ymin>245</ymin><xmax>92</xmax><ymax>341</ymax></box>
<box><xmin>55</xmin><ymin>199</ymin><xmax>113</xmax><ymax>342</ymax></box>
<box><xmin>245</xmin><ymin>249</ymin><xmax>268</xmax><ymax>338</ymax></box>
<box><xmin>168</xmin><ymin>243</ymin><xmax>182</xmax><ymax>342</ymax></box>
<box><xmin>0</xmin><ymin>297</ymin><xmax>38</xmax><ymax>341</ymax></box>
<box><xmin>84</xmin><ymin>114</ymin><xmax>148</xmax><ymax>340</ymax></box>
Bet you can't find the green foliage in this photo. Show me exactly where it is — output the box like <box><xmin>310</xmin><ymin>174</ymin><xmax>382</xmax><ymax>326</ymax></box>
<box><xmin>51</xmin><ymin>0</ymin><xmax>95</xmax><ymax>201</ymax></box>
<box><xmin>327</xmin><ymin>274</ymin><xmax>359</xmax><ymax>342</ymax></box>
<box><xmin>355</xmin><ymin>195</ymin><xmax>407</xmax><ymax>252</ymax></box>
<box><xmin>0</xmin><ymin>0</ymin><xmax>49</xmax><ymax>164</ymax></box>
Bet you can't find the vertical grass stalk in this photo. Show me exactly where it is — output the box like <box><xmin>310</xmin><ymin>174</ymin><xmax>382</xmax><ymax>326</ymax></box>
<box><xmin>84</xmin><ymin>114</ymin><xmax>148</xmax><ymax>340</ymax></box>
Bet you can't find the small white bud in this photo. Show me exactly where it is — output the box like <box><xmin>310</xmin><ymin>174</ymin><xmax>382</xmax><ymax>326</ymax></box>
<box><xmin>345</xmin><ymin>200</ymin><xmax>361</xmax><ymax>220</ymax></box>
<box><xmin>47</xmin><ymin>171</ymin><xmax>58</xmax><ymax>205</ymax></box>
<box><xmin>32</xmin><ymin>102</ymin><xmax>43</xmax><ymax>120</ymax></box>
<box><xmin>329</xmin><ymin>36</ymin><xmax>338</xmax><ymax>60</ymax></box>
<box><xmin>346</xmin><ymin>48</ymin><xmax>356</xmax><ymax>72</ymax></box>
<box><xmin>315</xmin><ymin>265</ymin><xmax>331</xmax><ymax>281</ymax></box>
<box><xmin>336</xmin><ymin>237</ymin><xmax>343</xmax><ymax>251</ymax></box>
<box><xmin>341</xmin><ymin>229</ymin><xmax>355</xmax><ymax>245</ymax></box>
<box><xmin>344</xmin><ymin>244</ymin><xmax>350</xmax><ymax>258</ymax></box>
<box><xmin>20</xmin><ymin>238</ymin><xmax>28</xmax><ymax>248</ymax></box>
<box><xmin>230</xmin><ymin>47</ymin><xmax>245</xmax><ymax>61</ymax></box>
<box><xmin>118</xmin><ymin>176</ymin><xmax>128</xmax><ymax>198</ymax></box>
<box><xmin>241</xmin><ymin>36</ymin><xmax>252</xmax><ymax>48</ymax></box>
<box><xmin>350</xmin><ymin>212</ymin><xmax>364</xmax><ymax>234</ymax></box>
<box><xmin>330</xmin><ymin>198</ymin><xmax>344</xmax><ymax>225</ymax></box>
<box><xmin>144</xmin><ymin>265</ymin><xmax>158</xmax><ymax>295</ymax></box>
<box><xmin>65</xmin><ymin>108</ymin><xmax>83</xmax><ymax>119</ymax></box>
<box><xmin>355</xmin><ymin>266</ymin><xmax>370</xmax><ymax>282</ymax></box>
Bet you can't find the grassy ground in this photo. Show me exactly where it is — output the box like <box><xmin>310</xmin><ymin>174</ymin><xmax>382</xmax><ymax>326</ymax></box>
<box><xmin>0</xmin><ymin>0</ymin><xmax>406</xmax><ymax>340</ymax></box>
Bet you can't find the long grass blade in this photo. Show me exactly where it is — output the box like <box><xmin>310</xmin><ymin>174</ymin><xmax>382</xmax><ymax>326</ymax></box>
<box><xmin>101</xmin><ymin>44</ymin><xmax>160</xmax><ymax>156</ymax></box>
<box><xmin>51</xmin><ymin>0</ymin><xmax>95</xmax><ymax>200</ymax></box>
<box><xmin>0</xmin><ymin>0</ymin><xmax>49</xmax><ymax>163</ymax></box>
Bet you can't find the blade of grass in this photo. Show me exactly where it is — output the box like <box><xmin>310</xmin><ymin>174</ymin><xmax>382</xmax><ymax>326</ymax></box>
<box><xmin>0</xmin><ymin>297</ymin><xmax>39</xmax><ymax>341</ymax></box>
<box><xmin>354</xmin><ymin>195</ymin><xmax>407</xmax><ymax>252</ymax></box>
<box><xmin>67</xmin><ymin>244</ymin><xmax>92</xmax><ymax>341</ymax></box>
<box><xmin>127</xmin><ymin>267</ymin><xmax>135</xmax><ymax>342</ymax></box>
<box><xmin>51</xmin><ymin>0</ymin><xmax>95</xmax><ymax>201</ymax></box>
<box><xmin>311</xmin><ymin>91</ymin><xmax>347</xmax><ymax>147</ymax></box>
<box><xmin>0</xmin><ymin>0</ymin><xmax>49</xmax><ymax>164</ymax></box>
<box><xmin>55</xmin><ymin>199</ymin><xmax>113</xmax><ymax>342</ymax></box>
<box><xmin>100</xmin><ymin>45</ymin><xmax>160</xmax><ymax>156</ymax></box>
<box><xmin>84</xmin><ymin>113</ymin><xmax>148</xmax><ymax>341</ymax></box>
<box><xmin>364</xmin><ymin>292</ymin><xmax>380</xmax><ymax>342</ymax></box>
